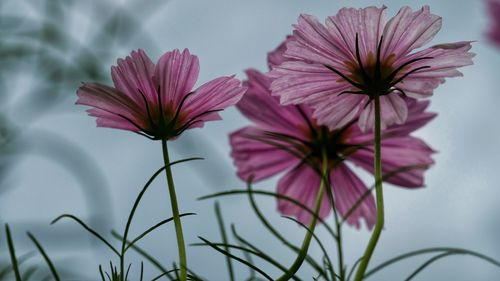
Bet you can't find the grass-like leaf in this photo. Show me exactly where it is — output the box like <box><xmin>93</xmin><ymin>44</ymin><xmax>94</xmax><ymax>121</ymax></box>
<box><xmin>365</xmin><ymin>247</ymin><xmax>500</xmax><ymax>278</ymax></box>
<box><xmin>51</xmin><ymin>214</ymin><xmax>119</xmax><ymax>256</ymax></box>
<box><xmin>281</xmin><ymin>216</ymin><xmax>339</xmax><ymax>281</ymax></box>
<box><xmin>341</xmin><ymin>164</ymin><xmax>429</xmax><ymax>226</ymax></box>
<box><xmin>346</xmin><ymin>257</ymin><xmax>363</xmax><ymax>281</ymax></box>
<box><xmin>230</xmin><ymin>225</ymin><xmax>302</xmax><ymax>281</ymax></box>
<box><xmin>198</xmin><ymin>236</ymin><xmax>273</xmax><ymax>281</ymax></box>
<box><xmin>111</xmin><ymin>231</ymin><xmax>174</xmax><ymax>281</ymax></box>
<box><xmin>199</xmin><ymin>189</ymin><xmax>336</xmax><ymax>237</ymax></box>
<box><xmin>404</xmin><ymin>251</ymin><xmax>455</xmax><ymax>281</ymax></box>
<box><xmin>0</xmin><ymin>252</ymin><xmax>35</xmax><ymax>280</ymax></box>
<box><xmin>26</xmin><ymin>231</ymin><xmax>61</xmax><ymax>281</ymax></box>
<box><xmin>121</xmin><ymin>158</ymin><xmax>203</xmax><ymax>253</ymax></box>
<box><xmin>246</xmin><ymin>182</ymin><xmax>329</xmax><ymax>279</ymax></box>
<box><xmin>5</xmin><ymin>224</ymin><xmax>22</xmax><ymax>281</ymax></box>
<box><xmin>125</xmin><ymin>213</ymin><xmax>196</xmax><ymax>252</ymax></box>
<box><xmin>214</xmin><ymin>202</ymin><xmax>235</xmax><ymax>281</ymax></box>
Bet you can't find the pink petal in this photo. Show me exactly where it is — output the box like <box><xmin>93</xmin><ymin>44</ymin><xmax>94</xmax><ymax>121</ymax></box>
<box><xmin>382</xmin><ymin>6</ymin><xmax>442</xmax><ymax>58</ymax></box>
<box><xmin>111</xmin><ymin>49</ymin><xmax>157</xmax><ymax>105</ymax></box>
<box><xmin>287</xmin><ymin>14</ymin><xmax>351</xmax><ymax>67</ymax></box>
<box><xmin>487</xmin><ymin>0</ymin><xmax>500</xmax><ymax>47</ymax></box>
<box><xmin>345</xmin><ymin>98</ymin><xmax>436</xmax><ymax>144</ymax></box>
<box><xmin>325</xmin><ymin>6</ymin><xmax>387</xmax><ymax>61</ymax></box>
<box><xmin>154</xmin><ymin>49</ymin><xmax>200</xmax><ymax>110</ymax></box>
<box><xmin>238</xmin><ymin>69</ymin><xmax>312</xmax><ymax>139</ymax></box>
<box><xmin>277</xmin><ymin>164</ymin><xmax>331</xmax><ymax>224</ymax></box>
<box><xmin>330</xmin><ymin>163</ymin><xmax>377</xmax><ymax>229</ymax></box>
<box><xmin>76</xmin><ymin>83</ymin><xmax>147</xmax><ymax>130</ymax></box>
<box><xmin>87</xmin><ymin>108</ymin><xmax>139</xmax><ymax>131</ymax></box>
<box><xmin>349</xmin><ymin>136</ymin><xmax>435</xmax><ymax>188</ymax></box>
<box><xmin>397</xmin><ymin>41</ymin><xmax>474</xmax><ymax>79</ymax></box>
<box><xmin>358</xmin><ymin>93</ymin><xmax>408</xmax><ymax>132</ymax></box>
<box><xmin>397</xmin><ymin>78</ymin><xmax>444</xmax><ymax>98</ymax></box>
<box><xmin>230</xmin><ymin>127</ymin><xmax>300</xmax><ymax>181</ymax></box>
<box><xmin>182</xmin><ymin>76</ymin><xmax>246</xmax><ymax>128</ymax></box>
<box><xmin>311</xmin><ymin>94</ymin><xmax>364</xmax><ymax>130</ymax></box>
<box><xmin>269</xmin><ymin>61</ymin><xmax>350</xmax><ymax>105</ymax></box>
<box><xmin>267</xmin><ymin>36</ymin><xmax>295</xmax><ymax>69</ymax></box>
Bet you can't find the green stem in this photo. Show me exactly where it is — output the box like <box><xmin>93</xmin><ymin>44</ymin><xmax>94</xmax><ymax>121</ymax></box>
<box><xmin>354</xmin><ymin>94</ymin><xmax>385</xmax><ymax>281</ymax></box>
<box><xmin>161</xmin><ymin>139</ymin><xmax>187</xmax><ymax>281</ymax></box>
<box><xmin>276</xmin><ymin>149</ymin><xmax>329</xmax><ymax>281</ymax></box>
<box><xmin>336</xmin><ymin>220</ymin><xmax>345</xmax><ymax>280</ymax></box>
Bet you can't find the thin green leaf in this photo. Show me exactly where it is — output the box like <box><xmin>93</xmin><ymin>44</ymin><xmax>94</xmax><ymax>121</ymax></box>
<box><xmin>99</xmin><ymin>265</ymin><xmax>106</xmax><ymax>281</ymax></box>
<box><xmin>214</xmin><ymin>202</ymin><xmax>234</xmax><ymax>281</ymax></box>
<box><xmin>246</xmin><ymin>182</ymin><xmax>329</xmax><ymax>279</ymax></box>
<box><xmin>281</xmin><ymin>216</ymin><xmax>340</xmax><ymax>281</ymax></box>
<box><xmin>139</xmin><ymin>262</ymin><xmax>144</xmax><ymax>281</ymax></box>
<box><xmin>346</xmin><ymin>257</ymin><xmax>363</xmax><ymax>281</ymax></box>
<box><xmin>0</xmin><ymin>252</ymin><xmax>35</xmax><ymax>279</ymax></box>
<box><xmin>199</xmin><ymin>189</ymin><xmax>336</xmax><ymax>237</ymax></box>
<box><xmin>365</xmin><ymin>247</ymin><xmax>500</xmax><ymax>278</ymax></box>
<box><xmin>404</xmin><ymin>251</ymin><xmax>455</xmax><ymax>281</ymax></box>
<box><xmin>230</xmin><ymin>225</ymin><xmax>302</xmax><ymax>281</ymax></box>
<box><xmin>120</xmin><ymin>157</ymin><xmax>203</xmax><ymax>278</ymax></box>
<box><xmin>51</xmin><ymin>214</ymin><xmax>119</xmax><ymax>256</ymax></box>
<box><xmin>341</xmin><ymin>164</ymin><xmax>429</xmax><ymax>225</ymax></box>
<box><xmin>5</xmin><ymin>224</ymin><xmax>22</xmax><ymax>281</ymax></box>
<box><xmin>110</xmin><ymin>231</ymin><xmax>174</xmax><ymax>281</ymax></box>
<box><xmin>26</xmin><ymin>232</ymin><xmax>61</xmax><ymax>281</ymax></box>
<box><xmin>198</xmin><ymin>236</ymin><xmax>273</xmax><ymax>281</ymax></box>
<box><xmin>125</xmin><ymin>213</ymin><xmax>196</xmax><ymax>252</ymax></box>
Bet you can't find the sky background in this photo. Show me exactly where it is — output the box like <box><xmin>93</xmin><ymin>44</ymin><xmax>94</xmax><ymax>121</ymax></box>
<box><xmin>1</xmin><ymin>0</ymin><xmax>499</xmax><ymax>280</ymax></box>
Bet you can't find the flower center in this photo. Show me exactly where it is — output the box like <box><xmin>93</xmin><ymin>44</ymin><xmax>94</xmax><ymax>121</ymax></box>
<box><xmin>324</xmin><ymin>34</ymin><xmax>432</xmax><ymax>101</ymax></box>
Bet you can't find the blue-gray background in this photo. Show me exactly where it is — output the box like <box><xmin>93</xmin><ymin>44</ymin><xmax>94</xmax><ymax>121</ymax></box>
<box><xmin>1</xmin><ymin>0</ymin><xmax>498</xmax><ymax>280</ymax></box>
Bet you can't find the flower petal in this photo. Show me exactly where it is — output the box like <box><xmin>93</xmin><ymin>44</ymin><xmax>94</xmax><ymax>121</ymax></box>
<box><xmin>269</xmin><ymin>61</ymin><xmax>350</xmax><ymax>105</ymax></box>
<box><xmin>349</xmin><ymin>136</ymin><xmax>435</xmax><ymax>188</ymax></box>
<box><xmin>277</xmin><ymin>164</ymin><xmax>331</xmax><ymax>224</ymax></box>
<box><xmin>287</xmin><ymin>14</ymin><xmax>351</xmax><ymax>67</ymax></box>
<box><xmin>397</xmin><ymin>41</ymin><xmax>474</xmax><ymax>79</ymax></box>
<box><xmin>111</xmin><ymin>49</ymin><xmax>157</xmax><ymax>105</ymax></box>
<box><xmin>382</xmin><ymin>6</ymin><xmax>442</xmax><ymax>58</ymax></box>
<box><xmin>267</xmin><ymin>36</ymin><xmax>295</xmax><ymax>69</ymax></box>
<box><xmin>330</xmin><ymin>163</ymin><xmax>376</xmax><ymax>229</ymax></box>
<box><xmin>154</xmin><ymin>48</ymin><xmax>200</xmax><ymax>109</ymax></box>
<box><xmin>344</xmin><ymin>98</ymin><xmax>436</xmax><ymax>145</ymax></box>
<box><xmin>358</xmin><ymin>93</ymin><xmax>408</xmax><ymax>132</ymax></box>
<box><xmin>230</xmin><ymin>127</ymin><xmax>300</xmax><ymax>181</ymax></box>
<box><xmin>311</xmin><ymin>94</ymin><xmax>364</xmax><ymax>131</ymax></box>
<box><xmin>181</xmin><ymin>75</ymin><xmax>246</xmax><ymax>128</ymax></box>
<box><xmin>76</xmin><ymin>83</ymin><xmax>147</xmax><ymax>130</ymax></box>
<box><xmin>238</xmin><ymin>69</ymin><xmax>312</xmax><ymax>139</ymax></box>
<box><xmin>86</xmin><ymin>108</ymin><xmax>139</xmax><ymax>131</ymax></box>
<box><xmin>325</xmin><ymin>6</ymin><xmax>387</xmax><ymax>61</ymax></box>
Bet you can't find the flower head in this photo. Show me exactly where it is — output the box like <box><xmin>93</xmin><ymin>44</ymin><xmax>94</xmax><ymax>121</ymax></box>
<box><xmin>77</xmin><ymin>49</ymin><xmax>246</xmax><ymax>140</ymax></box>
<box><xmin>230</xmin><ymin>43</ymin><xmax>436</xmax><ymax>228</ymax></box>
<box><xmin>270</xmin><ymin>6</ymin><xmax>473</xmax><ymax>132</ymax></box>
<box><xmin>487</xmin><ymin>0</ymin><xmax>500</xmax><ymax>47</ymax></box>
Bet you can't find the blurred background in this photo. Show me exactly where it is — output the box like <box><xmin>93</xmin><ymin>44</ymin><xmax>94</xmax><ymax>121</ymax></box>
<box><xmin>0</xmin><ymin>0</ymin><xmax>499</xmax><ymax>280</ymax></box>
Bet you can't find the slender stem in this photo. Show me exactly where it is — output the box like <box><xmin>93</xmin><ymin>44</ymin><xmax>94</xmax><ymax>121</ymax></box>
<box><xmin>354</xmin><ymin>94</ymin><xmax>385</xmax><ymax>281</ymax></box>
<box><xmin>336</xmin><ymin>220</ymin><xmax>345</xmax><ymax>280</ymax></box>
<box><xmin>276</xmin><ymin>149</ymin><xmax>329</xmax><ymax>281</ymax></box>
<box><xmin>326</xmin><ymin>176</ymin><xmax>345</xmax><ymax>280</ymax></box>
<box><xmin>161</xmin><ymin>139</ymin><xmax>187</xmax><ymax>281</ymax></box>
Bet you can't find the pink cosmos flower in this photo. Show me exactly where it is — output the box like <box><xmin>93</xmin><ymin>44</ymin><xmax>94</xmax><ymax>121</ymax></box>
<box><xmin>487</xmin><ymin>0</ymin><xmax>500</xmax><ymax>47</ymax></box>
<box><xmin>77</xmin><ymin>49</ymin><xmax>246</xmax><ymax>140</ymax></box>
<box><xmin>269</xmin><ymin>6</ymin><xmax>473</xmax><ymax>132</ymax></box>
<box><xmin>230</xmin><ymin>48</ymin><xmax>435</xmax><ymax>228</ymax></box>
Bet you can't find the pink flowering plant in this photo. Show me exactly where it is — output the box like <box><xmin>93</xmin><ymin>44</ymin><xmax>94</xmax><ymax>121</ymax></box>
<box><xmin>6</xmin><ymin>3</ymin><xmax>500</xmax><ymax>281</ymax></box>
